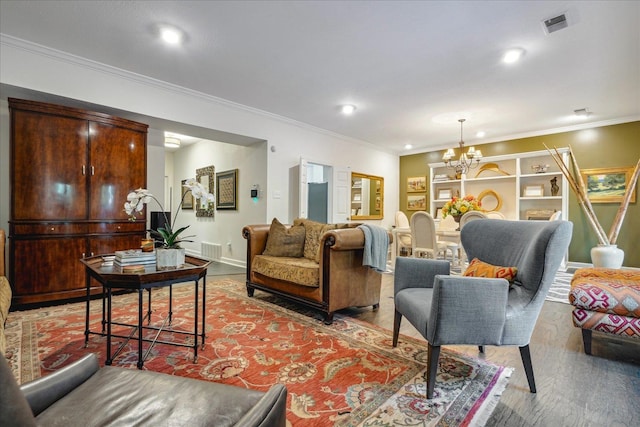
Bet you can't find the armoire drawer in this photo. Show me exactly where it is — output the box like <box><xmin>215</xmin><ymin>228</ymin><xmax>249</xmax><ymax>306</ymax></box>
<box><xmin>88</xmin><ymin>222</ymin><xmax>146</xmax><ymax>234</ymax></box>
<box><xmin>13</xmin><ymin>223</ymin><xmax>88</xmax><ymax>236</ymax></box>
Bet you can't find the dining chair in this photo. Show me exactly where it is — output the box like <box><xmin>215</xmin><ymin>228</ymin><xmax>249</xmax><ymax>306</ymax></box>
<box><xmin>410</xmin><ymin>211</ymin><xmax>447</xmax><ymax>259</ymax></box>
<box><xmin>436</xmin><ymin>215</ymin><xmax>460</xmax><ymax>265</ymax></box>
<box><xmin>485</xmin><ymin>211</ymin><xmax>506</xmax><ymax>219</ymax></box>
<box><xmin>394</xmin><ymin>211</ymin><xmax>412</xmax><ymax>256</ymax></box>
<box><xmin>458</xmin><ymin>211</ymin><xmax>487</xmax><ymax>265</ymax></box>
<box><xmin>393</xmin><ymin>219</ymin><xmax>573</xmax><ymax>399</ymax></box>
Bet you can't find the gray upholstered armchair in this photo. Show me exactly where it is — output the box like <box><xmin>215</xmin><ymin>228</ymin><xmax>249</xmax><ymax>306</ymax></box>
<box><xmin>392</xmin><ymin>219</ymin><xmax>573</xmax><ymax>399</ymax></box>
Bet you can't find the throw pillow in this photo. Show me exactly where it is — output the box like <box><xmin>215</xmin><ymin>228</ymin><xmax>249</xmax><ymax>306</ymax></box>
<box><xmin>293</xmin><ymin>219</ymin><xmax>337</xmax><ymax>262</ymax></box>
<box><xmin>463</xmin><ymin>258</ymin><xmax>518</xmax><ymax>283</ymax></box>
<box><xmin>262</xmin><ymin>218</ymin><xmax>305</xmax><ymax>257</ymax></box>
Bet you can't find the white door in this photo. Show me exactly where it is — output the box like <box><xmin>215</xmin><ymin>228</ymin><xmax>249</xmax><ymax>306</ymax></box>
<box><xmin>333</xmin><ymin>166</ymin><xmax>350</xmax><ymax>223</ymax></box>
<box><xmin>298</xmin><ymin>158</ymin><xmax>308</xmax><ymax>219</ymax></box>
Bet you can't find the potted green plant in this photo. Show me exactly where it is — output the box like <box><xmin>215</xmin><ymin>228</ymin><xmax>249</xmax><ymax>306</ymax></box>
<box><xmin>124</xmin><ymin>179</ymin><xmax>214</xmax><ymax>269</ymax></box>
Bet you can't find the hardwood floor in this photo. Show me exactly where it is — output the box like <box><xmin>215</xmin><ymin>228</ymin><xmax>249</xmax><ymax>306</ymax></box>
<box><xmin>220</xmin><ymin>271</ymin><xmax>640</xmax><ymax>426</ymax></box>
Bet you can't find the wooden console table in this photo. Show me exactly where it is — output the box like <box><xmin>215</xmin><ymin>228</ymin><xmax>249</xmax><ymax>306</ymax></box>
<box><xmin>80</xmin><ymin>254</ymin><xmax>211</xmax><ymax>369</ymax></box>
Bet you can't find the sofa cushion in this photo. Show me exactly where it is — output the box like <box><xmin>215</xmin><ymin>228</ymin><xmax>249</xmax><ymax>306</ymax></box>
<box><xmin>31</xmin><ymin>363</ymin><xmax>276</xmax><ymax>427</ymax></box>
<box><xmin>0</xmin><ymin>355</ymin><xmax>37</xmax><ymax>427</ymax></box>
<box><xmin>463</xmin><ymin>258</ymin><xmax>518</xmax><ymax>283</ymax></box>
<box><xmin>0</xmin><ymin>277</ymin><xmax>12</xmax><ymax>355</ymax></box>
<box><xmin>262</xmin><ymin>218</ymin><xmax>305</xmax><ymax>258</ymax></box>
<box><xmin>252</xmin><ymin>255</ymin><xmax>320</xmax><ymax>287</ymax></box>
<box><xmin>569</xmin><ymin>268</ymin><xmax>640</xmax><ymax>317</ymax></box>
<box><xmin>294</xmin><ymin>219</ymin><xmax>337</xmax><ymax>262</ymax></box>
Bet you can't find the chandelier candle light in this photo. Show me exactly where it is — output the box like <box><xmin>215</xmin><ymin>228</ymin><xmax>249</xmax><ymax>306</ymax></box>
<box><xmin>124</xmin><ymin>179</ymin><xmax>214</xmax><ymax>269</ymax></box>
<box><xmin>443</xmin><ymin>119</ymin><xmax>483</xmax><ymax>178</ymax></box>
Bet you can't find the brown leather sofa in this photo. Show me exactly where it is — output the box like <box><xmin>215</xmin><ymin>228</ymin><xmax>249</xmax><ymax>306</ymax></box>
<box><xmin>0</xmin><ymin>353</ymin><xmax>287</xmax><ymax>426</ymax></box>
<box><xmin>0</xmin><ymin>229</ymin><xmax>12</xmax><ymax>355</ymax></box>
<box><xmin>242</xmin><ymin>221</ymin><xmax>389</xmax><ymax>324</ymax></box>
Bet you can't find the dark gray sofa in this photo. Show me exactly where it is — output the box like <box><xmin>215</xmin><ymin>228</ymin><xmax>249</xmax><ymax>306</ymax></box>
<box><xmin>0</xmin><ymin>353</ymin><xmax>287</xmax><ymax>426</ymax></box>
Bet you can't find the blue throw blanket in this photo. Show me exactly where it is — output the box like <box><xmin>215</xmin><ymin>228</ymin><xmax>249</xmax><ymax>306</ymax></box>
<box><xmin>357</xmin><ymin>224</ymin><xmax>390</xmax><ymax>273</ymax></box>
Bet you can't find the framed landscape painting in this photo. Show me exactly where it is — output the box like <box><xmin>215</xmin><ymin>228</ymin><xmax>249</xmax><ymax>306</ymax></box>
<box><xmin>407</xmin><ymin>176</ymin><xmax>427</xmax><ymax>193</ymax></box>
<box><xmin>581</xmin><ymin>166</ymin><xmax>636</xmax><ymax>203</ymax></box>
<box><xmin>407</xmin><ymin>194</ymin><xmax>427</xmax><ymax>210</ymax></box>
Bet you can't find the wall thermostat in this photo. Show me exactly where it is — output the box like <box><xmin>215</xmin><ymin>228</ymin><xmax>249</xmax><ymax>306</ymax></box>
<box><xmin>251</xmin><ymin>184</ymin><xmax>260</xmax><ymax>200</ymax></box>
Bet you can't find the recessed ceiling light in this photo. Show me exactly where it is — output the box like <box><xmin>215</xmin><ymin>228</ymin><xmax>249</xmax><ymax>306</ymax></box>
<box><xmin>476</xmin><ymin>131</ymin><xmax>486</xmax><ymax>138</ymax></box>
<box><xmin>164</xmin><ymin>137</ymin><xmax>181</xmax><ymax>148</ymax></box>
<box><xmin>573</xmin><ymin>108</ymin><xmax>591</xmax><ymax>119</ymax></box>
<box><xmin>159</xmin><ymin>25</ymin><xmax>184</xmax><ymax>46</ymax></box>
<box><xmin>404</xmin><ymin>144</ymin><xmax>413</xmax><ymax>150</ymax></box>
<box><xmin>503</xmin><ymin>48</ymin><xmax>525</xmax><ymax>64</ymax></box>
<box><xmin>341</xmin><ymin>104</ymin><xmax>357</xmax><ymax>115</ymax></box>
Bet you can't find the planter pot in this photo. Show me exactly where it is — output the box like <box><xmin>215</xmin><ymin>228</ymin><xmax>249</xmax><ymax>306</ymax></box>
<box><xmin>590</xmin><ymin>244</ymin><xmax>624</xmax><ymax>269</ymax></box>
<box><xmin>156</xmin><ymin>248</ymin><xmax>186</xmax><ymax>270</ymax></box>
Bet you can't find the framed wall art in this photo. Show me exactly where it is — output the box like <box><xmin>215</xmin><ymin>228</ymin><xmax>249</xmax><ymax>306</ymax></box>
<box><xmin>196</xmin><ymin>165</ymin><xmax>215</xmax><ymax>217</ymax></box>
<box><xmin>523</xmin><ymin>185</ymin><xmax>544</xmax><ymax>197</ymax></box>
<box><xmin>581</xmin><ymin>166</ymin><xmax>637</xmax><ymax>203</ymax></box>
<box><xmin>407</xmin><ymin>194</ymin><xmax>427</xmax><ymax>211</ymax></box>
<box><xmin>407</xmin><ymin>176</ymin><xmax>427</xmax><ymax>193</ymax></box>
<box><xmin>216</xmin><ymin>169</ymin><xmax>238</xmax><ymax>210</ymax></box>
<box><xmin>437</xmin><ymin>188</ymin><xmax>452</xmax><ymax>200</ymax></box>
<box><xmin>181</xmin><ymin>179</ymin><xmax>194</xmax><ymax>209</ymax></box>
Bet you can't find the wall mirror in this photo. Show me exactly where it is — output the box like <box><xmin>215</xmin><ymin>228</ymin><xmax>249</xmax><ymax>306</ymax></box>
<box><xmin>196</xmin><ymin>165</ymin><xmax>215</xmax><ymax>217</ymax></box>
<box><xmin>351</xmin><ymin>172</ymin><xmax>384</xmax><ymax>220</ymax></box>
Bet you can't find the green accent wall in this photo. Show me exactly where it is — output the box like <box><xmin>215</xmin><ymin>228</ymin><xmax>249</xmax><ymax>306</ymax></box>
<box><xmin>399</xmin><ymin>121</ymin><xmax>640</xmax><ymax>267</ymax></box>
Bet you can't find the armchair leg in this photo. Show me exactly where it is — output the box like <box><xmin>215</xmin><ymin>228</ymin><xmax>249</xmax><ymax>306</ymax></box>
<box><xmin>519</xmin><ymin>345</ymin><xmax>536</xmax><ymax>393</ymax></box>
<box><xmin>427</xmin><ymin>343</ymin><xmax>440</xmax><ymax>399</ymax></box>
<box><xmin>581</xmin><ymin>329</ymin><xmax>592</xmax><ymax>355</ymax></box>
<box><xmin>392</xmin><ymin>310</ymin><xmax>402</xmax><ymax>347</ymax></box>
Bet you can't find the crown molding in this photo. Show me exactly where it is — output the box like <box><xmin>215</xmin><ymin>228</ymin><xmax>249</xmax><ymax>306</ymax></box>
<box><xmin>402</xmin><ymin>115</ymin><xmax>640</xmax><ymax>156</ymax></box>
<box><xmin>1</xmin><ymin>34</ymin><xmax>394</xmax><ymax>154</ymax></box>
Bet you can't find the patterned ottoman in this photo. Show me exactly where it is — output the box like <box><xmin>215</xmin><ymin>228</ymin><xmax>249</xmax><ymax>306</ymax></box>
<box><xmin>569</xmin><ymin>267</ymin><xmax>640</xmax><ymax>354</ymax></box>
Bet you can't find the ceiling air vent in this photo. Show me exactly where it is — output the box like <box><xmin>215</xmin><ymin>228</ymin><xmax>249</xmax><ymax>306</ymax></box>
<box><xmin>542</xmin><ymin>13</ymin><xmax>569</xmax><ymax>35</ymax></box>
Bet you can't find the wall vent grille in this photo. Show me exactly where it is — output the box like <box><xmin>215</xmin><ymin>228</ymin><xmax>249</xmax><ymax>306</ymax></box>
<box><xmin>543</xmin><ymin>13</ymin><xmax>569</xmax><ymax>35</ymax></box>
<box><xmin>201</xmin><ymin>242</ymin><xmax>222</xmax><ymax>260</ymax></box>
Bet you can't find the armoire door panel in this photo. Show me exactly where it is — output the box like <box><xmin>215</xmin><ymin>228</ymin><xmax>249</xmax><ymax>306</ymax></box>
<box><xmin>11</xmin><ymin>238</ymin><xmax>87</xmax><ymax>299</ymax></box>
<box><xmin>9</xmin><ymin>98</ymin><xmax>148</xmax><ymax>306</ymax></box>
<box><xmin>11</xmin><ymin>110</ymin><xmax>89</xmax><ymax>220</ymax></box>
<box><xmin>89</xmin><ymin>122</ymin><xmax>147</xmax><ymax>220</ymax></box>
<box><xmin>90</xmin><ymin>234</ymin><xmax>145</xmax><ymax>256</ymax></box>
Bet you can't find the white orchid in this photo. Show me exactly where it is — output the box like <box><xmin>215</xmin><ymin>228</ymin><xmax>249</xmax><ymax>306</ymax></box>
<box><xmin>123</xmin><ymin>180</ymin><xmax>214</xmax><ymax>248</ymax></box>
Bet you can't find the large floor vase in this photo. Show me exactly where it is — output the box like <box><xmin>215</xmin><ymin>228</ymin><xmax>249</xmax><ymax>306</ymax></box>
<box><xmin>590</xmin><ymin>244</ymin><xmax>624</xmax><ymax>269</ymax></box>
<box><xmin>156</xmin><ymin>248</ymin><xmax>186</xmax><ymax>270</ymax></box>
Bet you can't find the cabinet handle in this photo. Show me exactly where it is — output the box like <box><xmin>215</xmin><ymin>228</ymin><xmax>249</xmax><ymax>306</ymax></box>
<box><xmin>82</xmin><ymin>252</ymin><xmax>85</xmax><ymax>258</ymax></box>
<box><xmin>50</xmin><ymin>227</ymin><xmax>55</xmax><ymax>231</ymax></box>
<box><xmin>91</xmin><ymin>166</ymin><xmax>95</xmax><ymax>176</ymax></box>
<box><xmin>91</xmin><ymin>252</ymin><xmax>94</xmax><ymax>257</ymax></box>
<box><xmin>82</xmin><ymin>165</ymin><xmax>86</xmax><ymax>175</ymax></box>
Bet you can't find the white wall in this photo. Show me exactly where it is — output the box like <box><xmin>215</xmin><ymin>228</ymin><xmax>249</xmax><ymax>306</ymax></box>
<box><xmin>0</xmin><ymin>36</ymin><xmax>399</xmax><ymax>267</ymax></box>
<box><xmin>171</xmin><ymin>139</ymin><xmax>267</xmax><ymax>266</ymax></box>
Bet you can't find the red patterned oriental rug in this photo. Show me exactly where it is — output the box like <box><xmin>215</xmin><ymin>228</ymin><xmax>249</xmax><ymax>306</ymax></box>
<box><xmin>4</xmin><ymin>279</ymin><xmax>512</xmax><ymax>426</ymax></box>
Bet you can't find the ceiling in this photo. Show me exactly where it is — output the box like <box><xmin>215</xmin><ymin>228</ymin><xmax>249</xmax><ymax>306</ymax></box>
<box><xmin>1</xmin><ymin>1</ymin><xmax>638</xmax><ymax>154</ymax></box>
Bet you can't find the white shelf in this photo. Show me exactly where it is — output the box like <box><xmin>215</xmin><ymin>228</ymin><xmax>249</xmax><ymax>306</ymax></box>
<box><xmin>429</xmin><ymin>148</ymin><xmax>569</xmax><ymax>221</ymax></box>
<box><xmin>466</xmin><ymin>175</ymin><xmax>516</xmax><ymax>183</ymax></box>
<box><xmin>520</xmin><ymin>196</ymin><xmax>563</xmax><ymax>200</ymax></box>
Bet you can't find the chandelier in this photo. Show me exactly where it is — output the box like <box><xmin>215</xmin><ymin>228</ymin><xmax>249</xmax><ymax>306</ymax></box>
<box><xmin>442</xmin><ymin>119</ymin><xmax>482</xmax><ymax>176</ymax></box>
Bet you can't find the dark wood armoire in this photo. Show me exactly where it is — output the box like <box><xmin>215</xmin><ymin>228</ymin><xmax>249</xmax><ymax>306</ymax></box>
<box><xmin>8</xmin><ymin>98</ymin><xmax>148</xmax><ymax>306</ymax></box>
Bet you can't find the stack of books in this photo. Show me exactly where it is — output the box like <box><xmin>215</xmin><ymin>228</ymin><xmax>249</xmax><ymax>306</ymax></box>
<box><xmin>432</xmin><ymin>174</ymin><xmax>451</xmax><ymax>182</ymax></box>
<box><xmin>114</xmin><ymin>249</ymin><xmax>157</xmax><ymax>268</ymax></box>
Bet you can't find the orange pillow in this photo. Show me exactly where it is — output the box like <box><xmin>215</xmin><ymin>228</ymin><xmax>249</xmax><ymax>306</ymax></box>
<box><xmin>463</xmin><ymin>258</ymin><xmax>518</xmax><ymax>283</ymax></box>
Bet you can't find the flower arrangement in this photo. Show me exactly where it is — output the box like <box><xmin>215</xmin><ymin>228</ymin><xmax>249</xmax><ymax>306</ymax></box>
<box><xmin>124</xmin><ymin>178</ymin><xmax>214</xmax><ymax>249</ymax></box>
<box><xmin>441</xmin><ymin>194</ymin><xmax>482</xmax><ymax>218</ymax></box>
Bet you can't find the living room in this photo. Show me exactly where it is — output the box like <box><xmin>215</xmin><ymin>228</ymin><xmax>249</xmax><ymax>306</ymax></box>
<box><xmin>1</xmin><ymin>1</ymin><xmax>639</xmax><ymax>426</ymax></box>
